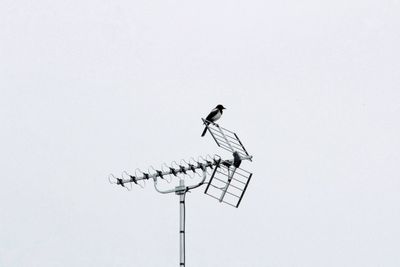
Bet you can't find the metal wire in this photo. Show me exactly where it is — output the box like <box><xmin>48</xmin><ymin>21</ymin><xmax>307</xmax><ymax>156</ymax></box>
<box><xmin>161</xmin><ymin>163</ymin><xmax>173</xmax><ymax>183</ymax></box>
<box><xmin>189</xmin><ymin>157</ymin><xmax>202</xmax><ymax>178</ymax></box>
<box><xmin>121</xmin><ymin>171</ymin><xmax>139</xmax><ymax>189</ymax></box>
<box><xmin>108</xmin><ymin>173</ymin><xmax>132</xmax><ymax>191</ymax></box>
<box><xmin>180</xmin><ymin>159</ymin><xmax>194</xmax><ymax>179</ymax></box>
<box><xmin>135</xmin><ymin>168</ymin><xmax>146</xmax><ymax>188</ymax></box>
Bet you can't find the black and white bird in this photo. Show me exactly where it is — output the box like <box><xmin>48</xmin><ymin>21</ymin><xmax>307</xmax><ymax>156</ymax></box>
<box><xmin>201</xmin><ymin>104</ymin><xmax>226</xmax><ymax>137</ymax></box>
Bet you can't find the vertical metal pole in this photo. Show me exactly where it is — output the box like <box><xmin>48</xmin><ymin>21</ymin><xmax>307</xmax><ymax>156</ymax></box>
<box><xmin>175</xmin><ymin>179</ymin><xmax>187</xmax><ymax>267</ymax></box>
<box><xmin>179</xmin><ymin>191</ymin><xmax>186</xmax><ymax>266</ymax></box>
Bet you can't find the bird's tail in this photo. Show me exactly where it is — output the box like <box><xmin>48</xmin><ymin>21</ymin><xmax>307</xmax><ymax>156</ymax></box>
<box><xmin>201</xmin><ymin>126</ymin><xmax>208</xmax><ymax>137</ymax></box>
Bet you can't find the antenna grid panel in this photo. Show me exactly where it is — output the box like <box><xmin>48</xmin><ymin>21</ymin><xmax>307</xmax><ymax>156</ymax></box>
<box><xmin>205</xmin><ymin>164</ymin><xmax>252</xmax><ymax>208</ymax></box>
<box><xmin>202</xmin><ymin>118</ymin><xmax>251</xmax><ymax>160</ymax></box>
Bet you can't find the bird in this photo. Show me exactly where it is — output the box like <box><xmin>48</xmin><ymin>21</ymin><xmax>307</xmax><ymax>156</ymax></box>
<box><xmin>201</xmin><ymin>104</ymin><xmax>226</xmax><ymax>137</ymax></box>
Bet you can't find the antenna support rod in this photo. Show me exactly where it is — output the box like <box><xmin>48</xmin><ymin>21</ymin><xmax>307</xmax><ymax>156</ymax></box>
<box><xmin>117</xmin><ymin>155</ymin><xmax>252</xmax><ymax>186</ymax></box>
<box><xmin>177</xmin><ymin>179</ymin><xmax>186</xmax><ymax>266</ymax></box>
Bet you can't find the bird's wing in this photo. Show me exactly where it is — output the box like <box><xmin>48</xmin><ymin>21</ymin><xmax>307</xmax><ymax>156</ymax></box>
<box><xmin>205</xmin><ymin>108</ymin><xmax>219</xmax><ymax>121</ymax></box>
<box><xmin>210</xmin><ymin>111</ymin><xmax>222</xmax><ymax>122</ymax></box>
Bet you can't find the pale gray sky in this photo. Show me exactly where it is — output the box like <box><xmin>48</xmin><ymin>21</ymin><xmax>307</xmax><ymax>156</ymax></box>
<box><xmin>1</xmin><ymin>0</ymin><xmax>399</xmax><ymax>266</ymax></box>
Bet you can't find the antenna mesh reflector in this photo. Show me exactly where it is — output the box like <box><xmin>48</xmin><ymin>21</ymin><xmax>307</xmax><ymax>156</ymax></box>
<box><xmin>202</xmin><ymin>119</ymin><xmax>251</xmax><ymax>159</ymax></box>
<box><xmin>204</xmin><ymin>164</ymin><xmax>252</xmax><ymax>208</ymax></box>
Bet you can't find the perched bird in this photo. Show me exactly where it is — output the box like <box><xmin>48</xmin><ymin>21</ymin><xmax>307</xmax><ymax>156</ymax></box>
<box><xmin>201</xmin><ymin>104</ymin><xmax>226</xmax><ymax>137</ymax></box>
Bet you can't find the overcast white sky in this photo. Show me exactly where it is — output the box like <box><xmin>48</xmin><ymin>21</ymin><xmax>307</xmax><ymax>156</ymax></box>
<box><xmin>1</xmin><ymin>0</ymin><xmax>400</xmax><ymax>266</ymax></box>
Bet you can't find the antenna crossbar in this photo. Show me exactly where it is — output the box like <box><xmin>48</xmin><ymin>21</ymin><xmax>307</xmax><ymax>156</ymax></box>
<box><xmin>111</xmin><ymin>158</ymin><xmax>216</xmax><ymax>186</ymax></box>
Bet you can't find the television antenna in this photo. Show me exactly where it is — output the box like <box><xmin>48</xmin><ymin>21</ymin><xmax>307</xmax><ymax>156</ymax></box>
<box><xmin>109</xmin><ymin>116</ymin><xmax>253</xmax><ymax>266</ymax></box>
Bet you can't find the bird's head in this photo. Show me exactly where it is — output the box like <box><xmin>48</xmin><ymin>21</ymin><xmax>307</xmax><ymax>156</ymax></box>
<box><xmin>216</xmin><ymin>104</ymin><xmax>226</xmax><ymax>110</ymax></box>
